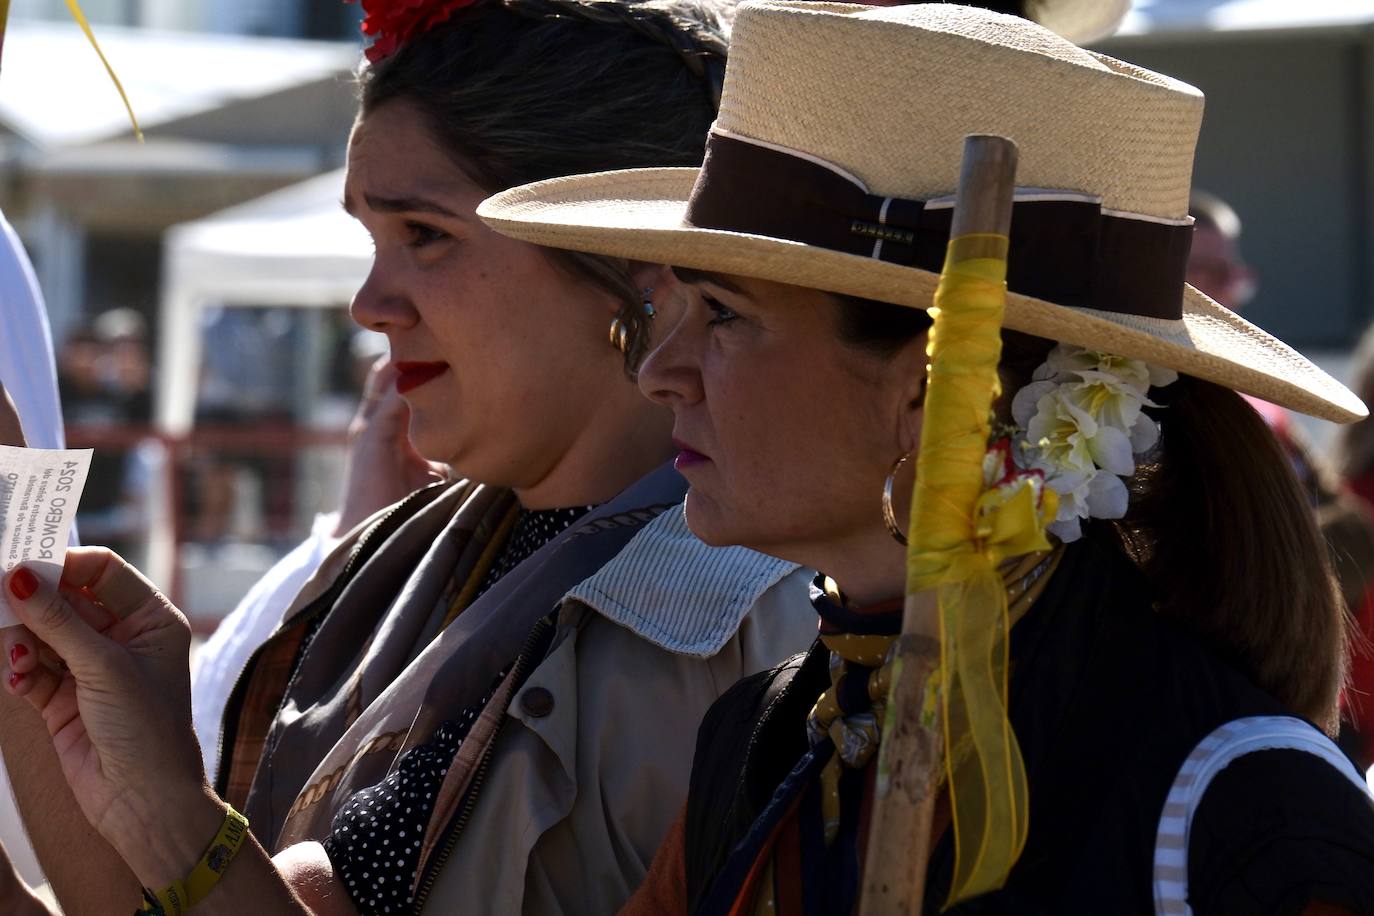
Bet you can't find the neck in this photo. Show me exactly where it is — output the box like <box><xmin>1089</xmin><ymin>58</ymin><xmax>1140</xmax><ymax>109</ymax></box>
<box><xmin>514</xmin><ymin>395</ymin><xmax>675</xmax><ymax>510</ymax></box>
<box><xmin>787</xmin><ymin>525</ymin><xmax>908</xmax><ymax>608</ymax></box>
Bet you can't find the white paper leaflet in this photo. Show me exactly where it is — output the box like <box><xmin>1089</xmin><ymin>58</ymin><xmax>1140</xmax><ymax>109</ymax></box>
<box><xmin>0</xmin><ymin>446</ymin><xmax>92</xmax><ymax>627</ymax></box>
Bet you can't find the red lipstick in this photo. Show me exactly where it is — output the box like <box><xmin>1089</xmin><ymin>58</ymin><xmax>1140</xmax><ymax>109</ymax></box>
<box><xmin>394</xmin><ymin>361</ymin><xmax>449</xmax><ymax>394</ymax></box>
<box><xmin>673</xmin><ymin>438</ymin><xmax>710</xmax><ymax>470</ymax></box>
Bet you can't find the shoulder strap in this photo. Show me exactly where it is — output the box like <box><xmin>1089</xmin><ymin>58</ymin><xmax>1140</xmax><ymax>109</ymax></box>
<box><xmin>1153</xmin><ymin>715</ymin><xmax>1367</xmax><ymax>915</ymax></box>
<box><xmin>685</xmin><ymin>646</ymin><xmax>825</xmax><ymax>913</ymax></box>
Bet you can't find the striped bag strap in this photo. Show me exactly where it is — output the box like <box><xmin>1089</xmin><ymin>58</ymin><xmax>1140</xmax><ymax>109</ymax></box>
<box><xmin>1153</xmin><ymin>715</ymin><xmax>1368</xmax><ymax>915</ymax></box>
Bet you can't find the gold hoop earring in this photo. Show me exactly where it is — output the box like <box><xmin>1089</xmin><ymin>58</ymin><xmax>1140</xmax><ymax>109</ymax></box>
<box><xmin>882</xmin><ymin>452</ymin><xmax>913</xmax><ymax>545</ymax></box>
<box><xmin>609</xmin><ymin>315</ymin><xmax>631</xmax><ymax>354</ymax></box>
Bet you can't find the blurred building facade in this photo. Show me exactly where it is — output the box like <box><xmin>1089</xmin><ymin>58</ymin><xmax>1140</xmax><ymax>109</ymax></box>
<box><xmin>1098</xmin><ymin>0</ymin><xmax>1374</xmax><ymax>354</ymax></box>
<box><xmin>0</xmin><ymin>17</ymin><xmax>361</xmax><ymax>343</ymax></box>
<box><xmin>7</xmin><ymin>0</ymin><xmax>361</xmax><ymax>39</ymax></box>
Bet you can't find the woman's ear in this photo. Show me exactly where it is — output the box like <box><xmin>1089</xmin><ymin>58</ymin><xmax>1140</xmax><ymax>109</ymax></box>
<box><xmin>894</xmin><ymin>332</ymin><xmax>928</xmax><ymax>455</ymax></box>
<box><xmin>628</xmin><ymin>262</ymin><xmax>672</xmax><ymax>299</ymax></box>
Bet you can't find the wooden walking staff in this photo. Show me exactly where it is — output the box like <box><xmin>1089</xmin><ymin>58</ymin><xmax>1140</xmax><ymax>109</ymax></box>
<box><xmin>858</xmin><ymin>134</ymin><xmax>1022</xmax><ymax>916</ymax></box>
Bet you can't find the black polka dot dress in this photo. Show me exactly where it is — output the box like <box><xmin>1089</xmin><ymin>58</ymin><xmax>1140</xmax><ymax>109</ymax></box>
<box><xmin>322</xmin><ymin>505</ymin><xmax>593</xmax><ymax>915</ymax></box>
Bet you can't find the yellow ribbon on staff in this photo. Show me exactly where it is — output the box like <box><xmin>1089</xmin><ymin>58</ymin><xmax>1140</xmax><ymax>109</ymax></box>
<box><xmin>906</xmin><ymin>233</ymin><xmax>1055</xmax><ymax>906</ymax></box>
<box><xmin>0</xmin><ymin>0</ymin><xmax>142</xmax><ymax>140</ymax></box>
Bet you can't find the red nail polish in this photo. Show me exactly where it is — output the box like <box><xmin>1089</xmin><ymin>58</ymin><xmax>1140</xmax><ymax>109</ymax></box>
<box><xmin>8</xmin><ymin>568</ymin><xmax>38</xmax><ymax>601</ymax></box>
<box><xmin>9</xmin><ymin>645</ymin><xmax>27</xmax><ymax>665</ymax></box>
<box><xmin>8</xmin><ymin>672</ymin><xmax>25</xmax><ymax>691</ymax></box>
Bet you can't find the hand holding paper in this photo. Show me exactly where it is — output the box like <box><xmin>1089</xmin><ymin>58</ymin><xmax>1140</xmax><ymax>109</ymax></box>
<box><xmin>3</xmin><ymin>549</ymin><xmax>213</xmax><ymax>887</ymax></box>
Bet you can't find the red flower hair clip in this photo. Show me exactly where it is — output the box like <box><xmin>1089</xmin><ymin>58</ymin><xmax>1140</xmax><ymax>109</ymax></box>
<box><xmin>350</xmin><ymin>0</ymin><xmax>483</xmax><ymax>63</ymax></box>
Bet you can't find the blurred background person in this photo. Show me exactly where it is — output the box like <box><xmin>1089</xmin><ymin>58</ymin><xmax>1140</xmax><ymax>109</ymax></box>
<box><xmin>1189</xmin><ymin>190</ymin><xmax>1374</xmax><ymax>770</ymax></box>
<box><xmin>189</xmin><ymin>349</ymin><xmax>441</xmax><ymax>778</ymax></box>
<box><xmin>56</xmin><ymin>308</ymin><xmax>156</xmax><ymax>564</ymax></box>
<box><xmin>189</xmin><ymin>306</ymin><xmax>302</xmax><ymax>544</ymax></box>
<box><xmin>1186</xmin><ymin>190</ymin><xmax>1257</xmax><ymax>314</ymax></box>
<box><xmin>1335</xmin><ymin>327</ymin><xmax>1374</xmax><ymax>769</ymax></box>
<box><xmin>1337</xmin><ymin>329</ymin><xmax>1374</xmax><ymax>512</ymax></box>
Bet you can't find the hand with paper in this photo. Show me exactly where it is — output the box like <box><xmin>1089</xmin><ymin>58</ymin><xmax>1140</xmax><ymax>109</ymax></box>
<box><xmin>2</xmin><ymin>551</ymin><xmax>215</xmax><ymax>864</ymax></box>
<box><xmin>0</xmin><ymin>379</ymin><xmax>92</xmax><ymax>631</ymax></box>
<box><xmin>0</xmin><ymin>443</ymin><xmax>93</xmax><ymax>629</ymax></box>
<box><xmin>0</xmin><ymin>552</ymin><xmax>311</xmax><ymax>915</ymax></box>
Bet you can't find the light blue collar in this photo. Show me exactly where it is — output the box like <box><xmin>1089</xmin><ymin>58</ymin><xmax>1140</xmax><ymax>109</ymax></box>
<box><xmin>565</xmin><ymin>504</ymin><xmax>799</xmax><ymax>658</ymax></box>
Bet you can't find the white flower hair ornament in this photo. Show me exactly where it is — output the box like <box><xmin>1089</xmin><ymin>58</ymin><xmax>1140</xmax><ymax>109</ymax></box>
<box><xmin>1009</xmin><ymin>344</ymin><xmax>1178</xmax><ymax>543</ymax></box>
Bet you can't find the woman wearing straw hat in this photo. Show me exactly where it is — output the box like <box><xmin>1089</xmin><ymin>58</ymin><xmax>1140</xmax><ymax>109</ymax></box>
<box><xmin>476</xmin><ymin>3</ymin><xmax>1374</xmax><ymax>912</ymax></box>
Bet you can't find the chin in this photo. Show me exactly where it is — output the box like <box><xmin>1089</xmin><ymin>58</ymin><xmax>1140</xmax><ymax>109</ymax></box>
<box><xmin>684</xmin><ymin>488</ymin><xmax>829</xmax><ymax>573</ymax></box>
<box><xmin>683</xmin><ymin>489</ymin><xmax>758</xmax><ymax>549</ymax></box>
<box><xmin>407</xmin><ymin>416</ymin><xmax>463</xmax><ymax>469</ymax></box>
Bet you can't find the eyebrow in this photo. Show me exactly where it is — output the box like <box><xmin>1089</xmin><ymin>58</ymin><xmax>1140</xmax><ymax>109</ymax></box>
<box><xmin>672</xmin><ymin>266</ymin><xmax>746</xmax><ymax>295</ymax></box>
<box><xmin>341</xmin><ymin>193</ymin><xmax>463</xmax><ymax>219</ymax></box>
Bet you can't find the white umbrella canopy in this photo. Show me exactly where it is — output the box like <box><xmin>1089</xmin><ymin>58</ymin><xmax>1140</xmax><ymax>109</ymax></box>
<box><xmin>0</xmin><ymin>19</ymin><xmax>357</xmax><ymax>148</ymax></box>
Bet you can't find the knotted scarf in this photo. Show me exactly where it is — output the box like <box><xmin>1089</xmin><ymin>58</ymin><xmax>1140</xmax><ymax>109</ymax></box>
<box><xmin>725</xmin><ymin>548</ymin><xmax>1061</xmax><ymax>916</ymax></box>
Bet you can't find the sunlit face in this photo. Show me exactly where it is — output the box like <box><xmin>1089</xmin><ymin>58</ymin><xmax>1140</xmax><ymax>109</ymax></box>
<box><xmin>345</xmin><ymin>99</ymin><xmax>633</xmax><ymax>485</ymax></box>
<box><xmin>638</xmin><ymin>270</ymin><xmax>924</xmax><ymax>572</ymax></box>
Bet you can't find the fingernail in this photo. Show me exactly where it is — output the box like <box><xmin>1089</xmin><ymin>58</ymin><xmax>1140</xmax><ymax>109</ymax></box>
<box><xmin>9</xmin><ymin>645</ymin><xmax>27</xmax><ymax>665</ymax></box>
<box><xmin>8</xmin><ymin>672</ymin><xmax>25</xmax><ymax>691</ymax></box>
<box><xmin>8</xmin><ymin>568</ymin><xmax>38</xmax><ymax>601</ymax></box>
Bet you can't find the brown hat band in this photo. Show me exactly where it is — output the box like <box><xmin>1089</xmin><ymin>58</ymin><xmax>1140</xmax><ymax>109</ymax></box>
<box><xmin>683</xmin><ymin>131</ymin><xmax>1193</xmax><ymax>321</ymax></box>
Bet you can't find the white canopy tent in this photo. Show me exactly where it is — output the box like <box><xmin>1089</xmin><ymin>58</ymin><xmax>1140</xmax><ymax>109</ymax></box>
<box><xmin>156</xmin><ymin>168</ymin><xmax>371</xmax><ymax>437</ymax></box>
<box><xmin>0</xmin><ymin>20</ymin><xmax>358</xmax><ymax>149</ymax></box>
<box><xmin>150</xmin><ymin>168</ymin><xmax>370</xmax><ymax>593</ymax></box>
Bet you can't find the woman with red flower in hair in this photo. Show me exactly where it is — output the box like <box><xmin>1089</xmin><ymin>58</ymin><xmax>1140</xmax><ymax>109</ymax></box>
<box><xmin>0</xmin><ymin>1</ymin><xmax>818</xmax><ymax>913</ymax></box>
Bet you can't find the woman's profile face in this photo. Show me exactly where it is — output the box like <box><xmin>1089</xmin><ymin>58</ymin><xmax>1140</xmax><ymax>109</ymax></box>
<box><xmin>345</xmin><ymin>99</ymin><xmax>634</xmax><ymax>486</ymax></box>
<box><xmin>639</xmin><ymin>270</ymin><xmax>924</xmax><ymax>569</ymax></box>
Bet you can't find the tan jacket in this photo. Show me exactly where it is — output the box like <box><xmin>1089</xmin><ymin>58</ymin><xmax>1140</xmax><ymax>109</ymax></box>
<box><xmin>266</xmin><ymin>469</ymin><xmax>817</xmax><ymax>913</ymax></box>
<box><xmin>423</xmin><ymin>562</ymin><xmax>815</xmax><ymax>912</ymax></box>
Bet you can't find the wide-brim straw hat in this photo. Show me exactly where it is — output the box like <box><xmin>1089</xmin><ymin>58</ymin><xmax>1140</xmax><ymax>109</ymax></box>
<box><xmin>479</xmin><ymin>1</ymin><xmax>1366</xmax><ymax>423</ymax></box>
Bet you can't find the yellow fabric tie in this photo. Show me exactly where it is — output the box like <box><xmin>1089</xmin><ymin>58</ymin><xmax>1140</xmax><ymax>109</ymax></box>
<box><xmin>906</xmin><ymin>234</ymin><xmax>1057</xmax><ymax>907</ymax></box>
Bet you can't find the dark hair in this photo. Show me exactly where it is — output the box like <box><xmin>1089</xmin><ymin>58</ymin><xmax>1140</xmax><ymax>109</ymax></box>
<box><xmin>840</xmin><ymin>308</ymin><xmax>1346</xmax><ymax>732</ymax></box>
<box><xmin>358</xmin><ymin>0</ymin><xmax>728</xmax><ymax>372</ymax></box>
<box><xmin>835</xmin><ymin>294</ymin><xmax>934</xmax><ymax>358</ymax></box>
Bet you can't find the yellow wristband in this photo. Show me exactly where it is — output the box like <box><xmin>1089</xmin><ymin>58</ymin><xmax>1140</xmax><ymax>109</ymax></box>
<box><xmin>139</xmin><ymin>806</ymin><xmax>250</xmax><ymax>915</ymax></box>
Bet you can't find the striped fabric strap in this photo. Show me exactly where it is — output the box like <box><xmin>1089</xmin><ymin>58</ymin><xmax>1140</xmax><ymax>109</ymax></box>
<box><xmin>1152</xmin><ymin>715</ymin><xmax>1368</xmax><ymax>915</ymax></box>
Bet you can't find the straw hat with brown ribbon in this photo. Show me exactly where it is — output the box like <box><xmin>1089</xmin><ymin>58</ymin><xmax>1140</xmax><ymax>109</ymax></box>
<box><xmin>478</xmin><ymin>1</ymin><xmax>1366</xmax><ymax>423</ymax></box>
